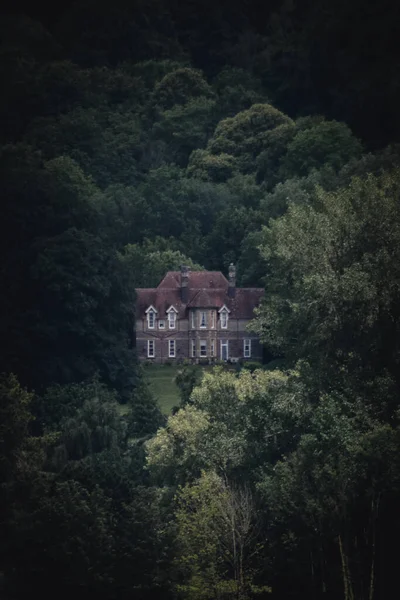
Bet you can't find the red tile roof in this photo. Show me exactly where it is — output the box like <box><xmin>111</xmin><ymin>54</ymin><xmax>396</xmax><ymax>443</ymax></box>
<box><xmin>136</xmin><ymin>271</ymin><xmax>263</xmax><ymax>320</ymax></box>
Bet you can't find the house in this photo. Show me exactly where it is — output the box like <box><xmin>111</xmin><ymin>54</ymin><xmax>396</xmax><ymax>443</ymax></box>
<box><xmin>135</xmin><ymin>265</ymin><xmax>264</xmax><ymax>363</ymax></box>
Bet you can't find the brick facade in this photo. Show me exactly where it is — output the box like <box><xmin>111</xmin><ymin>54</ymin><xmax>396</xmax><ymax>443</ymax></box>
<box><xmin>135</xmin><ymin>267</ymin><xmax>264</xmax><ymax>364</ymax></box>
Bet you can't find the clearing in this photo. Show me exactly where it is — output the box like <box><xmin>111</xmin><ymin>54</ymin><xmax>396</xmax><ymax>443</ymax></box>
<box><xmin>143</xmin><ymin>363</ymin><xmax>214</xmax><ymax>415</ymax></box>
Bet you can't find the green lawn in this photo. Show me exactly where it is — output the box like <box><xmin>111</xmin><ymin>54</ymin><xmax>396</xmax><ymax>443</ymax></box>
<box><xmin>143</xmin><ymin>364</ymin><xmax>215</xmax><ymax>415</ymax></box>
<box><xmin>144</xmin><ymin>364</ymin><xmax>181</xmax><ymax>414</ymax></box>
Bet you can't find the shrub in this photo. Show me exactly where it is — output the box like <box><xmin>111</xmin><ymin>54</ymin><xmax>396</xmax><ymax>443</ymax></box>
<box><xmin>242</xmin><ymin>360</ymin><xmax>263</xmax><ymax>372</ymax></box>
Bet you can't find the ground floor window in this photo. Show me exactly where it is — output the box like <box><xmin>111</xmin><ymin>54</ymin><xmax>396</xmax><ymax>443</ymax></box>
<box><xmin>243</xmin><ymin>339</ymin><xmax>251</xmax><ymax>358</ymax></box>
<box><xmin>191</xmin><ymin>339</ymin><xmax>196</xmax><ymax>357</ymax></box>
<box><xmin>169</xmin><ymin>339</ymin><xmax>176</xmax><ymax>358</ymax></box>
<box><xmin>220</xmin><ymin>340</ymin><xmax>229</xmax><ymax>361</ymax></box>
<box><xmin>147</xmin><ymin>339</ymin><xmax>155</xmax><ymax>358</ymax></box>
<box><xmin>200</xmin><ymin>340</ymin><xmax>207</xmax><ymax>357</ymax></box>
<box><xmin>210</xmin><ymin>339</ymin><xmax>215</xmax><ymax>357</ymax></box>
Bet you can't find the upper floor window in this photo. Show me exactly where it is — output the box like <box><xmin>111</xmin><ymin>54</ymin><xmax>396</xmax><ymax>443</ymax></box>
<box><xmin>168</xmin><ymin>312</ymin><xmax>176</xmax><ymax>329</ymax></box>
<box><xmin>167</xmin><ymin>306</ymin><xmax>177</xmax><ymax>329</ymax></box>
<box><xmin>158</xmin><ymin>319</ymin><xmax>165</xmax><ymax>330</ymax></box>
<box><xmin>147</xmin><ymin>309</ymin><xmax>156</xmax><ymax>329</ymax></box>
<box><xmin>191</xmin><ymin>310</ymin><xmax>196</xmax><ymax>329</ymax></box>
<box><xmin>200</xmin><ymin>311</ymin><xmax>207</xmax><ymax>328</ymax></box>
<box><xmin>220</xmin><ymin>309</ymin><xmax>228</xmax><ymax>329</ymax></box>
<box><xmin>243</xmin><ymin>339</ymin><xmax>251</xmax><ymax>358</ymax></box>
<box><xmin>211</xmin><ymin>310</ymin><xmax>216</xmax><ymax>329</ymax></box>
<box><xmin>147</xmin><ymin>339</ymin><xmax>155</xmax><ymax>358</ymax></box>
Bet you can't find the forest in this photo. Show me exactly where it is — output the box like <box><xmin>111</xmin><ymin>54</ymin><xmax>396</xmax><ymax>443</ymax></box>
<box><xmin>1</xmin><ymin>1</ymin><xmax>400</xmax><ymax>599</ymax></box>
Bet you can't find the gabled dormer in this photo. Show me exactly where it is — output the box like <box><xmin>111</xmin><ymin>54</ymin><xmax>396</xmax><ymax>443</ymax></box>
<box><xmin>218</xmin><ymin>304</ymin><xmax>230</xmax><ymax>329</ymax></box>
<box><xmin>166</xmin><ymin>305</ymin><xmax>178</xmax><ymax>329</ymax></box>
<box><xmin>145</xmin><ymin>305</ymin><xmax>157</xmax><ymax>329</ymax></box>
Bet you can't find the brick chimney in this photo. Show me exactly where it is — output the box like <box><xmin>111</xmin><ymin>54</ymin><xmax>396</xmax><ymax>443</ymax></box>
<box><xmin>181</xmin><ymin>265</ymin><xmax>189</xmax><ymax>303</ymax></box>
<box><xmin>228</xmin><ymin>263</ymin><xmax>236</xmax><ymax>298</ymax></box>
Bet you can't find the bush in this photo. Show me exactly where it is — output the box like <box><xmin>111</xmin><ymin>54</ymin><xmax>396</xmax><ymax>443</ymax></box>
<box><xmin>242</xmin><ymin>360</ymin><xmax>263</xmax><ymax>372</ymax></box>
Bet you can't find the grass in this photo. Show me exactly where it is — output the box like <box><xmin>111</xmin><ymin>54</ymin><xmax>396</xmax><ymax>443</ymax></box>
<box><xmin>143</xmin><ymin>363</ymin><xmax>216</xmax><ymax>415</ymax></box>
<box><xmin>144</xmin><ymin>364</ymin><xmax>181</xmax><ymax>415</ymax></box>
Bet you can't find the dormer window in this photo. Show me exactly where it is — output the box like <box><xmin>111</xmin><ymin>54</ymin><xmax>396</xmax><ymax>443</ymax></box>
<box><xmin>148</xmin><ymin>311</ymin><xmax>155</xmax><ymax>328</ymax></box>
<box><xmin>145</xmin><ymin>305</ymin><xmax>157</xmax><ymax>329</ymax></box>
<box><xmin>218</xmin><ymin>305</ymin><xmax>230</xmax><ymax>330</ymax></box>
<box><xmin>166</xmin><ymin>306</ymin><xmax>178</xmax><ymax>329</ymax></box>
<box><xmin>221</xmin><ymin>310</ymin><xmax>228</xmax><ymax>329</ymax></box>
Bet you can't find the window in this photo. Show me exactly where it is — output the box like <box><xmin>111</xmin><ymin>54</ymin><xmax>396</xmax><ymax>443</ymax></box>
<box><xmin>220</xmin><ymin>341</ymin><xmax>229</xmax><ymax>361</ymax></box>
<box><xmin>200</xmin><ymin>311</ymin><xmax>206</xmax><ymax>328</ymax></box>
<box><xmin>220</xmin><ymin>309</ymin><xmax>228</xmax><ymax>329</ymax></box>
<box><xmin>210</xmin><ymin>339</ymin><xmax>215</xmax><ymax>357</ymax></box>
<box><xmin>169</xmin><ymin>339</ymin><xmax>176</xmax><ymax>358</ymax></box>
<box><xmin>191</xmin><ymin>311</ymin><xmax>196</xmax><ymax>329</ymax></box>
<box><xmin>147</xmin><ymin>339</ymin><xmax>155</xmax><ymax>358</ymax></box>
<box><xmin>191</xmin><ymin>339</ymin><xmax>196</xmax><ymax>357</ymax></box>
<box><xmin>168</xmin><ymin>311</ymin><xmax>176</xmax><ymax>329</ymax></box>
<box><xmin>148</xmin><ymin>310</ymin><xmax>155</xmax><ymax>329</ymax></box>
<box><xmin>200</xmin><ymin>340</ymin><xmax>207</xmax><ymax>357</ymax></box>
<box><xmin>211</xmin><ymin>311</ymin><xmax>216</xmax><ymax>329</ymax></box>
<box><xmin>243</xmin><ymin>339</ymin><xmax>251</xmax><ymax>358</ymax></box>
<box><xmin>158</xmin><ymin>320</ymin><xmax>165</xmax><ymax>330</ymax></box>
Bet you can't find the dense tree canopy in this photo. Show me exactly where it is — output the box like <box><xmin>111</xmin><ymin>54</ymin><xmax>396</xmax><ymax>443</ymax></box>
<box><xmin>1</xmin><ymin>1</ymin><xmax>400</xmax><ymax>599</ymax></box>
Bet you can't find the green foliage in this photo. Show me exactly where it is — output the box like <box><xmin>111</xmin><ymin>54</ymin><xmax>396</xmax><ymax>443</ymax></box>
<box><xmin>207</xmin><ymin>103</ymin><xmax>294</xmax><ymax>175</ymax></box>
<box><xmin>241</xmin><ymin>361</ymin><xmax>263</xmax><ymax>372</ymax></box>
<box><xmin>280</xmin><ymin>119</ymin><xmax>363</xmax><ymax>179</ymax></box>
<box><xmin>175</xmin><ymin>365</ymin><xmax>198</xmax><ymax>406</ymax></box>
<box><xmin>0</xmin><ymin>373</ymin><xmax>35</xmax><ymax>480</ymax></box>
<box><xmin>121</xmin><ymin>243</ymin><xmax>204</xmax><ymax>288</ymax></box>
<box><xmin>252</xmin><ymin>170</ymin><xmax>400</xmax><ymax>407</ymax></box>
<box><xmin>175</xmin><ymin>471</ymin><xmax>268</xmax><ymax>599</ymax></box>
<box><xmin>154</xmin><ymin>67</ymin><xmax>215</xmax><ymax>110</ymax></box>
<box><xmin>2</xmin><ymin>9</ymin><xmax>400</xmax><ymax>598</ymax></box>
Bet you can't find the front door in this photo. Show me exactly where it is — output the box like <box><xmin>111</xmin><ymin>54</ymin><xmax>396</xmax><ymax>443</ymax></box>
<box><xmin>221</xmin><ymin>341</ymin><xmax>228</xmax><ymax>361</ymax></box>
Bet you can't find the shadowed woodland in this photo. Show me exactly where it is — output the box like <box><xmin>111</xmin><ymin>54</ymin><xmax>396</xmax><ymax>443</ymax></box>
<box><xmin>1</xmin><ymin>1</ymin><xmax>400</xmax><ymax>598</ymax></box>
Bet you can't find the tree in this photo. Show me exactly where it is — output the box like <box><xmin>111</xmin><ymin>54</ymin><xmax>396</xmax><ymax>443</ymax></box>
<box><xmin>207</xmin><ymin>103</ymin><xmax>294</xmax><ymax>175</ymax></box>
<box><xmin>153</xmin><ymin>67</ymin><xmax>215</xmax><ymax>110</ymax></box>
<box><xmin>252</xmin><ymin>170</ymin><xmax>400</xmax><ymax>408</ymax></box>
<box><xmin>174</xmin><ymin>471</ymin><xmax>268</xmax><ymax>600</ymax></box>
<box><xmin>175</xmin><ymin>365</ymin><xmax>199</xmax><ymax>407</ymax></box>
<box><xmin>121</xmin><ymin>243</ymin><xmax>204</xmax><ymax>288</ymax></box>
<box><xmin>279</xmin><ymin>118</ymin><xmax>363</xmax><ymax>180</ymax></box>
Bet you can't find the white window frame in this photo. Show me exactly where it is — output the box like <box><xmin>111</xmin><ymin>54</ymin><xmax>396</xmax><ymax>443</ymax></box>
<box><xmin>169</xmin><ymin>339</ymin><xmax>176</xmax><ymax>358</ymax></box>
<box><xmin>210</xmin><ymin>339</ymin><xmax>215</xmax><ymax>357</ymax></box>
<box><xmin>145</xmin><ymin>305</ymin><xmax>157</xmax><ymax>329</ymax></box>
<box><xmin>158</xmin><ymin>319</ymin><xmax>165</xmax><ymax>330</ymax></box>
<box><xmin>148</xmin><ymin>310</ymin><xmax>155</xmax><ymax>329</ymax></box>
<box><xmin>166</xmin><ymin>306</ymin><xmax>178</xmax><ymax>330</ymax></box>
<box><xmin>220</xmin><ymin>340</ymin><xmax>229</xmax><ymax>361</ymax></box>
<box><xmin>200</xmin><ymin>311</ymin><xmax>207</xmax><ymax>329</ymax></box>
<box><xmin>243</xmin><ymin>339</ymin><xmax>251</xmax><ymax>358</ymax></box>
<box><xmin>191</xmin><ymin>310</ymin><xmax>196</xmax><ymax>329</ymax></box>
<box><xmin>211</xmin><ymin>310</ymin><xmax>216</xmax><ymax>329</ymax></box>
<box><xmin>220</xmin><ymin>309</ymin><xmax>228</xmax><ymax>329</ymax></box>
<box><xmin>147</xmin><ymin>339</ymin><xmax>155</xmax><ymax>358</ymax></box>
<box><xmin>200</xmin><ymin>340</ymin><xmax>207</xmax><ymax>357</ymax></box>
<box><xmin>191</xmin><ymin>339</ymin><xmax>196</xmax><ymax>357</ymax></box>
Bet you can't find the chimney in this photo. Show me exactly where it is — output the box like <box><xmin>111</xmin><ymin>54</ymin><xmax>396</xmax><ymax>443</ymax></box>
<box><xmin>228</xmin><ymin>263</ymin><xmax>236</xmax><ymax>298</ymax></box>
<box><xmin>181</xmin><ymin>265</ymin><xmax>189</xmax><ymax>303</ymax></box>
